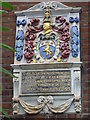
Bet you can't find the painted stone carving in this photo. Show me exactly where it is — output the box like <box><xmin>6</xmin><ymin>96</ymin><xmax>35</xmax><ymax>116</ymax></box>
<box><xmin>59</xmin><ymin>41</ymin><xmax>70</xmax><ymax>60</ymax></box>
<box><xmin>53</xmin><ymin>16</ymin><xmax>70</xmax><ymax>60</ymax></box>
<box><xmin>15</xmin><ymin>19</ymin><xmax>26</xmax><ymax>61</ymax></box>
<box><xmin>15</xmin><ymin>30</ymin><xmax>24</xmax><ymax>61</ymax></box>
<box><xmin>43</xmin><ymin>9</ymin><xmax>53</xmax><ymax>35</ymax></box>
<box><xmin>24</xmin><ymin>9</ymin><xmax>70</xmax><ymax>63</ymax></box>
<box><xmin>69</xmin><ymin>16</ymin><xmax>79</xmax><ymax>57</ymax></box>
<box><xmin>24</xmin><ymin>18</ymin><xmax>43</xmax><ymax>63</ymax></box>
<box><xmin>16</xmin><ymin>19</ymin><xmax>26</xmax><ymax>26</ymax></box>
<box><xmin>70</xmin><ymin>26</ymin><xmax>79</xmax><ymax>57</ymax></box>
<box><xmin>69</xmin><ymin>17</ymin><xmax>79</xmax><ymax>24</ymax></box>
<box><xmin>39</xmin><ymin>39</ymin><xmax>55</xmax><ymax>59</ymax></box>
<box><xmin>16</xmin><ymin>30</ymin><xmax>24</xmax><ymax>40</ymax></box>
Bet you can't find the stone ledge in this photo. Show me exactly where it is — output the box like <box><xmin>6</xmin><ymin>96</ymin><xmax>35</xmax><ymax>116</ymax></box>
<box><xmin>11</xmin><ymin>62</ymin><xmax>82</xmax><ymax>70</ymax></box>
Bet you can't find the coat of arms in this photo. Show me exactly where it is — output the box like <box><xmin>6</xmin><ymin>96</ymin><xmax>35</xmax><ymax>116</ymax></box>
<box><xmin>23</xmin><ymin>8</ymin><xmax>70</xmax><ymax>63</ymax></box>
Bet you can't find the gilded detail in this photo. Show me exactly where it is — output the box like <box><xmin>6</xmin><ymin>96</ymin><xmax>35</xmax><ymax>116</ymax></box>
<box><xmin>43</xmin><ymin>44</ymin><xmax>52</xmax><ymax>57</ymax></box>
<box><xmin>43</xmin><ymin>9</ymin><xmax>52</xmax><ymax>35</ymax></box>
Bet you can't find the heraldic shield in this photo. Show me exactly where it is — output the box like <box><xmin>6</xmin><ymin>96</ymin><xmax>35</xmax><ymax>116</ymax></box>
<box><xmin>39</xmin><ymin>35</ymin><xmax>55</xmax><ymax>59</ymax></box>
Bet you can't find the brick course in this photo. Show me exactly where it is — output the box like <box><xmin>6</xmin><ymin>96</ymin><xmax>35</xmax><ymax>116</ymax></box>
<box><xmin>1</xmin><ymin>1</ymin><xmax>90</xmax><ymax>119</ymax></box>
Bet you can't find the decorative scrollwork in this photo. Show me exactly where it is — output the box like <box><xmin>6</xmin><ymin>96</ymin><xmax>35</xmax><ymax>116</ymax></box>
<box><xmin>53</xmin><ymin>16</ymin><xmax>70</xmax><ymax>60</ymax></box>
<box><xmin>24</xmin><ymin>18</ymin><xmax>43</xmax><ymax>63</ymax></box>
<box><xmin>59</xmin><ymin>41</ymin><xmax>70</xmax><ymax>60</ymax></box>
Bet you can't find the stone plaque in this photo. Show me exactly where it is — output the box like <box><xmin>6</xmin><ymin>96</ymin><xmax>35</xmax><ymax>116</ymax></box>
<box><xmin>12</xmin><ymin>1</ymin><xmax>81</xmax><ymax>115</ymax></box>
<box><xmin>21</xmin><ymin>70</ymin><xmax>71</xmax><ymax>94</ymax></box>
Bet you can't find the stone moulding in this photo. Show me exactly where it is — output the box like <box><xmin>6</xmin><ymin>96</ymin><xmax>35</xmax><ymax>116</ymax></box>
<box><xmin>11</xmin><ymin>62</ymin><xmax>82</xmax><ymax>70</ymax></box>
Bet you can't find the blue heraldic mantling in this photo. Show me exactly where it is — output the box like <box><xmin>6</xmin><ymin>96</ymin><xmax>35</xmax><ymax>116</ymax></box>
<box><xmin>70</xmin><ymin>26</ymin><xmax>79</xmax><ymax>57</ymax></box>
<box><xmin>16</xmin><ymin>30</ymin><xmax>24</xmax><ymax>61</ymax></box>
<box><xmin>69</xmin><ymin>17</ymin><xmax>79</xmax><ymax>24</ymax></box>
<box><xmin>15</xmin><ymin>19</ymin><xmax>26</xmax><ymax>61</ymax></box>
<box><xmin>16</xmin><ymin>19</ymin><xmax>26</xmax><ymax>26</ymax></box>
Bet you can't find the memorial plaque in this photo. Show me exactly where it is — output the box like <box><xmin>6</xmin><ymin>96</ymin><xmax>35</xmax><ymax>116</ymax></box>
<box><xmin>21</xmin><ymin>70</ymin><xmax>71</xmax><ymax>94</ymax></box>
<box><xmin>12</xmin><ymin>1</ymin><xmax>81</xmax><ymax>114</ymax></box>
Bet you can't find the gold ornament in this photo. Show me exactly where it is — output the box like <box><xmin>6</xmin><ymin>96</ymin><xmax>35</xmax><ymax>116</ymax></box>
<box><xmin>57</xmin><ymin>57</ymin><xmax>61</xmax><ymax>62</ymax></box>
<box><xmin>43</xmin><ymin>9</ymin><xmax>52</xmax><ymax>35</ymax></box>
<box><xmin>43</xmin><ymin>44</ymin><xmax>52</xmax><ymax>57</ymax></box>
<box><xmin>32</xmin><ymin>59</ymin><xmax>37</xmax><ymax>63</ymax></box>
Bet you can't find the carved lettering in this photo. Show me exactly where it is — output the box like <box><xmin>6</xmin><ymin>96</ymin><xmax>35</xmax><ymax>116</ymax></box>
<box><xmin>21</xmin><ymin>70</ymin><xmax>71</xmax><ymax>94</ymax></box>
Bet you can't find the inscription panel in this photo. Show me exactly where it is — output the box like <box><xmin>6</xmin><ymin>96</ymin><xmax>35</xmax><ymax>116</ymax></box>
<box><xmin>21</xmin><ymin>70</ymin><xmax>71</xmax><ymax>94</ymax></box>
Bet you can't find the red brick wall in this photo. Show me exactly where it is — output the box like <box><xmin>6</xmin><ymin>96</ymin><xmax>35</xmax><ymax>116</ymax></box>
<box><xmin>2</xmin><ymin>2</ymin><xmax>90</xmax><ymax>119</ymax></box>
